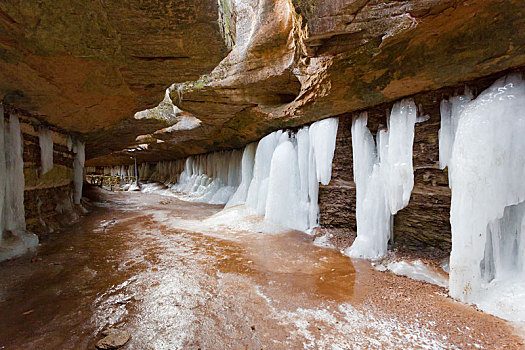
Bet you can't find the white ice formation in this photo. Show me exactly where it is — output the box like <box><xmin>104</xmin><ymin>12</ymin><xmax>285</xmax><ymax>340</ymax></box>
<box><xmin>241</xmin><ymin>117</ymin><xmax>339</xmax><ymax>231</ymax></box>
<box><xmin>0</xmin><ymin>108</ymin><xmax>39</xmax><ymax>261</ymax></box>
<box><xmin>445</xmin><ymin>74</ymin><xmax>525</xmax><ymax>323</ymax></box>
<box><xmin>438</xmin><ymin>88</ymin><xmax>473</xmax><ymax>171</ymax></box>
<box><xmin>112</xmin><ymin>117</ymin><xmax>339</xmax><ymax>232</ymax></box>
<box><xmin>38</xmin><ymin>127</ymin><xmax>54</xmax><ymax>175</ymax></box>
<box><xmin>104</xmin><ymin>165</ymin><xmax>137</xmax><ymax>179</ymax></box>
<box><xmin>73</xmin><ymin>138</ymin><xmax>85</xmax><ymax>204</ymax></box>
<box><xmin>345</xmin><ymin>99</ymin><xmax>417</xmax><ymax>259</ymax></box>
<box><xmin>171</xmin><ymin>150</ymin><xmax>243</xmax><ymax>204</ymax></box>
<box><xmin>375</xmin><ymin>260</ymin><xmax>449</xmax><ymax>288</ymax></box>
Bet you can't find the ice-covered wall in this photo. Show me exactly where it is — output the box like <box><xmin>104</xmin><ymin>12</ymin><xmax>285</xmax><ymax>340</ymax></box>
<box><xmin>38</xmin><ymin>127</ymin><xmax>53</xmax><ymax>175</ymax></box>
<box><xmin>446</xmin><ymin>74</ymin><xmax>525</xmax><ymax>322</ymax></box>
<box><xmin>73</xmin><ymin>139</ymin><xmax>85</xmax><ymax>204</ymax></box>
<box><xmin>345</xmin><ymin>100</ymin><xmax>417</xmax><ymax>259</ymax></box>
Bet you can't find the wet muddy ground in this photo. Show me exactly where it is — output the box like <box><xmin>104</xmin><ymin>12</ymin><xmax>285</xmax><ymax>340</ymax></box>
<box><xmin>0</xmin><ymin>187</ymin><xmax>523</xmax><ymax>349</ymax></box>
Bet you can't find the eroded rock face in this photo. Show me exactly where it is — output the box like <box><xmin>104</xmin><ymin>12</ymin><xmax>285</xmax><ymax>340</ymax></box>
<box><xmin>1</xmin><ymin>0</ymin><xmax>525</xmax><ymax>165</ymax></box>
<box><xmin>0</xmin><ymin>0</ymin><xmax>228</xmax><ymax>148</ymax></box>
<box><xmin>85</xmin><ymin>0</ymin><xmax>525</xmax><ymax>165</ymax></box>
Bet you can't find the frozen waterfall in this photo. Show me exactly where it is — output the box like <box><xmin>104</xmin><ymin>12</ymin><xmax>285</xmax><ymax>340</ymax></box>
<box><xmin>170</xmin><ymin>150</ymin><xmax>243</xmax><ymax>204</ymax></box>
<box><xmin>446</xmin><ymin>74</ymin><xmax>525</xmax><ymax>323</ymax></box>
<box><xmin>235</xmin><ymin>117</ymin><xmax>339</xmax><ymax>231</ymax></box>
<box><xmin>345</xmin><ymin>100</ymin><xmax>417</xmax><ymax>259</ymax></box>
<box><xmin>122</xmin><ymin>117</ymin><xmax>339</xmax><ymax>232</ymax></box>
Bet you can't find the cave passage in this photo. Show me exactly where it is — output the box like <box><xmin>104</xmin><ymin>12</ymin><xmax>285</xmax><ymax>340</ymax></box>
<box><xmin>0</xmin><ymin>187</ymin><xmax>521</xmax><ymax>349</ymax></box>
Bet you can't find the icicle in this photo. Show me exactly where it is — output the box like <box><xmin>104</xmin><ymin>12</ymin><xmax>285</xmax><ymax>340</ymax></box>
<box><xmin>244</xmin><ymin>117</ymin><xmax>338</xmax><ymax>231</ymax></box>
<box><xmin>73</xmin><ymin>139</ymin><xmax>85</xmax><ymax>204</ymax></box>
<box><xmin>67</xmin><ymin>135</ymin><xmax>73</xmax><ymax>152</ymax></box>
<box><xmin>226</xmin><ymin>143</ymin><xmax>257</xmax><ymax>208</ymax></box>
<box><xmin>438</xmin><ymin>88</ymin><xmax>473</xmax><ymax>170</ymax></box>
<box><xmin>5</xmin><ymin>114</ymin><xmax>27</xmax><ymax>232</ymax></box>
<box><xmin>346</xmin><ymin>100</ymin><xmax>417</xmax><ymax>259</ymax></box>
<box><xmin>309</xmin><ymin>117</ymin><xmax>339</xmax><ymax>185</ymax></box>
<box><xmin>384</xmin><ymin>100</ymin><xmax>417</xmax><ymax>215</ymax></box>
<box><xmin>38</xmin><ymin>127</ymin><xmax>53</xmax><ymax>175</ymax></box>
<box><xmin>245</xmin><ymin>131</ymin><xmax>284</xmax><ymax>215</ymax></box>
<box><xmin>447</xmin><ymin>73</ymin><xmax>525</xmax><ymax>322</ymax></box>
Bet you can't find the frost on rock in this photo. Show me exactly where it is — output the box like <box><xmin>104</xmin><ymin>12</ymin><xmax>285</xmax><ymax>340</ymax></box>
<box><xmin>73</xmin><ymin>139</ymin><xmax>85</xmax><ymax>204</ymax></box>
<box><xmin>346</xmin><ymin>100</ymin><xmax>417</xmax><ymax>259</ymax></box>
<box><xmin>0</xmin><ymin>112</ymin><xmax>38</xmax><ymax>261</ymax></box>
<box><xmin>38</xmin><ymin>127</ymin><xmax>53</xmax><ymax>175</ymax></box>
<box><xmin>447</xmin><ymin>74</ymin><xmax>525</xmax><ymax>323</ymax></box>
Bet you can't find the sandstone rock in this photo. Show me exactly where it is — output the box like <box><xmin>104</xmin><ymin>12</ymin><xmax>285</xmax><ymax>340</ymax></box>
<box><xmin>100</xmin><ymin>328</ymin><xmax>120</xmax><ymax>337</ymax></box>
<box><xmin>118</xmin><ymin>0</ymin><xmax>525</xmax><ymax>166</ymax></box>
<box><xmin>96</xmin><ymin>330</ymin><xmax>130</xmax><ymax>349</ymax></box>
<box><xmin>0</xmin><ymin>0</ymin><xmax>228</xmax><ymax>158</ymax></box>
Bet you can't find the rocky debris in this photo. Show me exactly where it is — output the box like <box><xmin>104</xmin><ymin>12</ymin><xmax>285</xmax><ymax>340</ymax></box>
<box><xmin>96</xmin><ymin>329</ymin><xmax>130</xmax><ymax>349</ymax></box>
<box><xmin>100</xmin><ymin>328</ymin><xmax>120</xmax><ymax>337</ymax></box>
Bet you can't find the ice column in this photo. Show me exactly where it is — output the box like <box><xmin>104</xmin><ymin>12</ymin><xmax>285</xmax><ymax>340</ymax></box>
<box><xmin>38</xmin><ymin>127</ymin><xmax>53</xmax><ymax>175</ymax></box>
<box><xmin>245</xmin><ymin>131</ymin><xmax>284</xmax><ymax>215</ymax></box>
<box><xmin>265</xmin><ymin>138</ymin><xmax>305</xmax><ymax>230</ymax></box>
<box><xmin>5</xmin><ymin>114</ymin><xmax>27</xmax><ymax>232</ymax></box>
<box><xmin>73</xmin><ymin>139</ymin><xmax>85</xmax><ymax>204</ymax></box>
<box><xmin>447</xmin><ymin>74</ymin><xmax>525</xmax><ymax>322</ymax></box>
<box><xmin>346</xmin><ymin>100</ymin><xmax>417</xmax><ymax>259</ymax></box>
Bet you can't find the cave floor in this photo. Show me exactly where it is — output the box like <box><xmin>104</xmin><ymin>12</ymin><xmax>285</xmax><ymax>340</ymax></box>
<box><xmin>0</xmin><ymin>187</ymin><xmax>522</xmax><ymax>349</ymax></box>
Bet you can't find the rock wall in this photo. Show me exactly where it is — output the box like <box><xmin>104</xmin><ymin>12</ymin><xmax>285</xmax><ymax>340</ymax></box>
<box><xmin>3</xmin><ymin>105</ymin><xmax>79</xmax><ymax>238</ymax></box>
<box><xmin>318</xmin><ymin>69</ymin><xmax>524</xmax><ymax>259</ymax></box>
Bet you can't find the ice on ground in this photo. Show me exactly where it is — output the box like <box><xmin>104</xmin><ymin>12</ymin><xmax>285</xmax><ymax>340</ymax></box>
<box><xmin>376</xmin><ymin>260</ymin><xmax>449</xmax><ymax>288</ymax></box>
<box><xmin>313</xmin><ymin>234</ymin><xmax>336</xmax><ymax>249</ymax></box>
